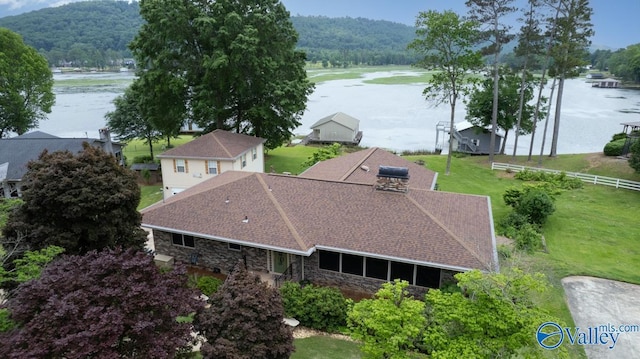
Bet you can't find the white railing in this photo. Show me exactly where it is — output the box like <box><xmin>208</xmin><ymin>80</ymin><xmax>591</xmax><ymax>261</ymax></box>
<box><xmin>491</xmin><ymin>162</ymin><xmax>640</xmax><ymax>192</ymax></box>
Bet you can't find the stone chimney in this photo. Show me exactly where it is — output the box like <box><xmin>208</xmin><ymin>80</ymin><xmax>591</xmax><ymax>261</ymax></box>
<box><xmin>98</xmin><ymin>128</ymin><xmax>114</xmax><ymax>155</ymax></box>
<box><xmin>375</xmin><ymin>166</ymin><xmax>409</xmax><ymax>193</ymax></box>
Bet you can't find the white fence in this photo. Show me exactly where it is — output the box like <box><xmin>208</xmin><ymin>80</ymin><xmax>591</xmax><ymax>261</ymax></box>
<box><xmin>491</xmin><ymin>162</ymin><xmax>640</xmax><ymax>192</ymax></box>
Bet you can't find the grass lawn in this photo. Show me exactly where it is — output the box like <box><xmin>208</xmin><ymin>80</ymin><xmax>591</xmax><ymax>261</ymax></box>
<box><xmin>265</xmin><ymin>145</ymin><xmax>320</xmax><ymax>175</ymax></box>
<box><xmin>138</xmin><ymin>185</ymin><xmax>163</xmax><ymax>211</ymax></box>
<box><xmin>292</xmin><ymin>336</ymin><xmax>361</xmax><ymax>359</ymax></box>
<box><xmin>122</xmin><ymin>135</ymin><xmax>197</xmax><ymax>165</ymax></box>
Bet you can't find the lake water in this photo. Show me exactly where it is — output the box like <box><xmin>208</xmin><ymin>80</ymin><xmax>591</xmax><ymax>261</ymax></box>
<box><xmin>39</xmin><ymin>71</ymin><xmax>640</xmax><ymax>155</ymax></box>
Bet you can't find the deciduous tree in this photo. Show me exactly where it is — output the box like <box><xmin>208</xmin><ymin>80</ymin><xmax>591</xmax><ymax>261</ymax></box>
<box><xmin>348</xmin><ymin>280</ymin><xmax>426</xmax><ymax>359</ymax></box>
<box><xmin>466</xmin><ymin>67</ymin><xmax>545</xmax><ymax>154</ymax></box>
<box><xmin>409</xmin><ymin>10</ymin><xmax>483</xmax><ymax>175</ymax></box>
<box><xmin>130</xmin><ymin>0</ymin><xmax>314</xmax><ymax>150</ymax></box>
<box><xmin>105</xmin><ymin>84</ymin><xmax>162</xmax><ymax>160</ymax></box>
<box><xmin>0</xmin><ymin>248</ymin><xmax>202</xmax><ymax>358</ymax></box>
<box><xmin>628</xmin><ymin>139</ymin><xmax>640</xmax><ymax>173</ymax></box>
<box><xmin>194</xmin><ymin>261</ymin><xmax>294</xmax><ymax>359</ymax></box>
<box><xmin>0</xmin><ymin>28</ymin><xmax>55</xmax><ymax>138</ymax></box>
<box><xmin>3</xmin><ymin>144</ymin><xmax>147</xmax><ymax>255</ymax></box>
<box><xmin>423</xmin><ymin>269</ymin><xmax>568</xmax><ymax>358</ymax></box>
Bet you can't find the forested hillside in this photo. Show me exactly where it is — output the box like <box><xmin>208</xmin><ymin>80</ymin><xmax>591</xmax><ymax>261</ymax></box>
<box><xmin>0</xmin><ymin>0</ymin><xmax>418</xmax><ymax>68</ymax></box>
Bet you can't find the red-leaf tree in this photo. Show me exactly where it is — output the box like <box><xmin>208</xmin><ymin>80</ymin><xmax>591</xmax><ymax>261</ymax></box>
<box><xmin>194</xmin><ymin>262</ymin><xmax>294</xmax><ymax>359</ymax></box>
<box><xmin>0</xmin><ymin>248</ymin><xmax>203</xmax><ymax>359</ymax></box>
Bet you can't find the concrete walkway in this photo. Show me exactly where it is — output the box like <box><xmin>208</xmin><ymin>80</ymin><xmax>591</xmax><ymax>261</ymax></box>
<box><xmin>562</xmin><ymin>276</ymin><xmax>640</xmax><ymax>359</ymax></box>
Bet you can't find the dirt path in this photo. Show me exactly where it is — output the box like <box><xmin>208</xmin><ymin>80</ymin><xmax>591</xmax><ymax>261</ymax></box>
<box><xmin>561</xmin><ymin>276</ymin><xmax>640</xmax><ymax>358</ymax></box>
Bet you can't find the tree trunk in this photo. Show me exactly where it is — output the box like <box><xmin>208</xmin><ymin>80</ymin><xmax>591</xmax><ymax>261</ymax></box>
<box><xmin>513</xmin><ymin>66</ymin><xmax>528</xmax><ymax>157</ymax></box>
<box><xmin>528</xmin><ymin>3</ymin><xmax>560</xmax><ymax>161</ymax></box>
<box><xmin>538</xmin><ymin>77</ymin><xmax>557</xmax><ymax>165</ymax></box>
<box><xmin>500</xmin><ymin>129</ymin><xmax>509</xmax><ymax>154</ymax></box>
<box><xmin>445</xmin><ymin>97</ymin><xmax>457</xmax><ymax>176</ymax></box>
<box><xmin>549</xmin><ymin>76</ymin><xmax>564</xmax><ymax>157</ymax></box>
<box><xmin>489</xmin><ymin>42</ymin><xmax>500</xmax><ymax>163</ymax></box>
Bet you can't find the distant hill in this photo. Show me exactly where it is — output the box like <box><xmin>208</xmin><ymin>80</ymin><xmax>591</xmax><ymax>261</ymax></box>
<box><xmin>0</xmin><ymin>0</ymin><xmax>418</xmax><ymax>67</ymax></box>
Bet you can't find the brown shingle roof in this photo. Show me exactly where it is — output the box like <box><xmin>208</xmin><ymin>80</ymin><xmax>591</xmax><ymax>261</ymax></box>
<box><xmin>157</xmin><ymin>130</ymin><xmax>265</xmax><ymax>160</ymax></box>
<box><xmin>142</xmin><ymin>171</ymin><xmax>496</xmax><ymax>271</ymax></box>
<box><xmin>300</xmin><ymin>147</ymin><xmax>437</xmax><ymax>190</ymax></box>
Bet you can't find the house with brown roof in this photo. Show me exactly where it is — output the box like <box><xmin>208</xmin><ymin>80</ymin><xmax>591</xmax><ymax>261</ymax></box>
<box><xmin>157</xmin><ymin>130</ymin><xmax>266</xmax><ymax>199</ymax></box>
<box><xmin>142</xmin><ymin>149</ymin><xmax>498</xmax><ymax>295</ymax></box>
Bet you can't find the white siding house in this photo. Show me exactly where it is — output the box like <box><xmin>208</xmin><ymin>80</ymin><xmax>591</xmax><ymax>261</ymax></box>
<box><xmin>308</xmin><ymin>112</ymin><xmax>362</xmax><ymax>144</ymax></box>
<box><xmin>157</xmin><ymin>130</ymin><xmax>265</xmax><ymax>199</ymax></box>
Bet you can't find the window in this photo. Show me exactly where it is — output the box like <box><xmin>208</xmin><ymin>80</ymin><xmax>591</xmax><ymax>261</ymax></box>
<box><xmin>341</xmin><ymin>253</ymin><xmax>364</xmax><ymax>275</ymax></box>
<box><xmin>391</xmin><ymin>261</ymin><xmax>414</xmax><ymax>284</ymax></box>
<box><xmin>415</xmin><ymin>266</ymin><xmax>441</xmax><ymax>288</ymax></box>
<box><xmin>228</xmin><ymin>243</ymin><xmax>241</xmax><ymax>251</ymax></box>
<box><xmin>252</xmin><ymin>147</ymin><xmax>258</xmax><ymax>160</ymax></box>
<box><xmin>207</xmin><ymin>160</ymin><xmax>218</xmax><ymax>175</ymax></box>
<box><xmin>171</xmin><ymin>233</ymin><xmax>195</xmax><ymax>248</ymax></box>
<box><xmin>241</xmin><ymin>154</ymin><xmax>247</xmax><ymax>168</ymax></box>
<box><xmin>319</xmin><ymin>250</ymin><xmax>340</xmax><ymax>271</ymax></box>
<box><xmin>365</xmin><ymin>257</ymin><xmax>388</xmax><ymax>280</ymax></box>
<box><xmin>176</xmin><ymin>159</ymin><xmax>186</xmax><ymax>173</ymax></box>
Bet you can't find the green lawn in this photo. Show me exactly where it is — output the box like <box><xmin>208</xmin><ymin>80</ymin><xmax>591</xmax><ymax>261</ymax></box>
<box><xmin>292</xmin><ymin>336</ymin><xmax>361</xmax><ymax>359</ymax></box>
<box><xmin>122</xmin><ymin>135</ymin><xmax>197</xmax><ymax>165</ymax></box>
<box><xmin>265</xmin><ymin>145</ymin><xmax>320</xmax><ymax>175</ymax></box>
<box><xmin>138</xmin><ymin>185</ymin><xmax>163</xmax><ymax>211</ymax></box>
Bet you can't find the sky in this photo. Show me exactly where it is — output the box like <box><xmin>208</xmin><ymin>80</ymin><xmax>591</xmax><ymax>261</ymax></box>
<box><xmin>1</xmin><ymin>0</ymin><xmax>638</xmax><ymax>49</ymax></box>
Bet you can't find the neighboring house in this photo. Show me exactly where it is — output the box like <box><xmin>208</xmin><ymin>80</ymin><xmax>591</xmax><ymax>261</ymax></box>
<box><xmin>0</xmin><ymin>129</ymin><xmax>123</xmax><ymax>198</ymax></box>
<box><xmin>591</xmin><ymin>78</ymin><xmax>620</xmax><ymax>88</ymax></box>
<box><xmin>435</xmin><ymin>120</ymin><xmax>503</xmax><ymax>155</ymax></box>
<box><xmin>157</xmin><ymin>130</ymin><xmax>266</xmax><ymax>199</ymax></box>
<box><xmin>142</xmin><ymin>149</ymin><xmax>498</xmax><ymax>296</ymax></box>
<box><xmin>307</xmin><ymin>112</ymin><xmax>363</xmax><ymax>145</ymax></box>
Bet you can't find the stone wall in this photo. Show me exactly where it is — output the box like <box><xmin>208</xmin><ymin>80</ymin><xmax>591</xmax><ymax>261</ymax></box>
<box><xmin>153</xmin><ymin>230</ymin><xmax>268</xmax><ymax>275</ymax></box>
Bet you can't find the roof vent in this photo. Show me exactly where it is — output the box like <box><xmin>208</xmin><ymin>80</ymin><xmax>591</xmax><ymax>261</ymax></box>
<box><xmin>375</xmin><ymin>166</ymin><xmax>409</xmax><ymax>193</ymax></box>
<box><xmin>360</xmin><ymin>165</ymin><xmax>370</xmax><ymax>172</ymax></box>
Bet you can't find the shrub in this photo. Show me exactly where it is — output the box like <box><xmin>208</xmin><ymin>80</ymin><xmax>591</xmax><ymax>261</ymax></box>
<box><xmin>516</xmin><ymin>190</ymin><xmax>555</xmax><ymax>225</ymax></box>
<box><xmin>196</xmin><ymin>276</ymin><xmax>223</xmax><ymax>297</ymax></box>
<box><xmin>630</xmin><ymin>140</ymin><xmax>640</xmax><ymax>173</ymax></box>
<box><xmin>132</xmin><ymin>154</ymin><xmax>154</xmax><ymax>164</ymax></box>
<box><xmin>611</xmin><ymin>132</ymin><xmax>627</xmax><ymax>141</ymax></box>
<box><xmin>514</xmin><ymin>223</ymin><xmax>543</xmax><ymax>252</ymax></box>
<box><xmin>498</xmin><ymin>211</ymin><xmax>529</xmax><ymax>237</ymax></box>
<box><xmin>603</xmin><ymin>138</ymin><xmax>626</xmax><ymax>156</ymax></box>
<box><xmin>497</xmin><ymin>244</ymin><xmax>512</xmax><ymax>260</ymax></box>
<box><xmin>280</xmin><ymin>282</ymin><xmax>350</xmax><ymax>332</ymax></box>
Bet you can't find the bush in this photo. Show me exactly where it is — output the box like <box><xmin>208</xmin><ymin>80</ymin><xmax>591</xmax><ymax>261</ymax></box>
<box><xmin>611</xmin><ymin>132</ymin><xmax>627</xmax><ymax>141</ymax></box>
<box><xmin>603</xmin><ymin>138</ymin><xmax>626</xmax><ymax>156</ymax></box>
<box><xmin>280</xmin><ymin>282</ymin><xmax>350</xmax><ymax>332</ymax></box>
<box><xmin>132</xmin><ymin>155</ymin><xmax>154</xmax><ymax>164</ymax></box>
<box><xmin>630</xmin><ymin>140</ymin><xmax>640</xmax><ymax>173</ymax></box>
<box><xmin>195</xmin><ymin>276</ymin><xmax>223</xmax><ymax>296</ymax></box>
<box><xmin>514</xmin><ymin>169</ymin><xmax>583</xmax><ymax>190</ymax></box>
<box><xmin>497</xmin><ymin>211</ymin><xmax>529</xmax><ymax>238</ymax></box>
<box><xmin>516</xmin><ymin>190</ymin><xmax>555</xmax><ymax>225</ymax></box>
<box><xmin>514</xmin><ymin>224</ymin><xmax>543</xmax><ymax>252</ymax></box>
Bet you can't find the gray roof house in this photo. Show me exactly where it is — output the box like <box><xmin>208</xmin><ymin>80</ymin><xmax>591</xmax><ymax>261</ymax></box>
<box><xmin>141</xmin><ymin>148</ymin><xmax>498</xmax><ymax>296</ymax></box>
<box><xmin>436</xmin><ymin>121</ymin><xmax>503</xmax><ymax>155</ymax></box>
<box><xmin>307</xmin><ymin>112</ymin><xmax>363</xmax><ymax>145</ymax></box>
<box><xmin>0</xmin><ymin>129</ymin><xmax>123</xmax><ymax>198</ymax></box>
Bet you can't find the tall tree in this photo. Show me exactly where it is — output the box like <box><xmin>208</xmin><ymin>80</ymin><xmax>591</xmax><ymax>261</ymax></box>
<box><xmin>193</xmin><ymin>261</ymin><xmax>294</xmax><ymax>359</ymax></box>
<box><xmin>408</xmin><ymin>10</ymin><xmax>483</xmax><ymax>175</ymax></box>
<box><xmin>608</xmin><ymin>44</ymin><xmax>640</xmax><ymax>83</ymax></box>
<box><xmin>106</xmin><ymin>84</ymin><xmax>163</xmax><ymax>160</ymax></box>
<box><xmin>130</xmin><ymin>0</ymin><xmax>314</xmax><ymax>150</ymax></box>
<box><xmin>466</xmin><ymin>67</ymin><xmax>545</xmax><ymax>154</ymax></box>
<box><xmin>0</xmin><ymin>28</ymin><xmax>55</xmax><ymax>138</ymax></box>
<box><xmin>466</xmin><ymin>0</ymin><xmax>517</xmax><ymax>162</ymax></box>
<box><xmin>548</xmin><ymin>0</ymin><xmax>593</xmax><ymax>157</ymax></box>
<box><xmin>512</xmin><ymin>0</ymin><xmax>546</xmax><ymax>157</ymax></box>
<box><xmin>3</xmin><ymin>144</ymin><xmax>147</xmax><ymax>255</ymax></box>
<box><xmin>0</xmin><ymin>248</ymin><xmax>203</xmax><ymax>358</ymax></box>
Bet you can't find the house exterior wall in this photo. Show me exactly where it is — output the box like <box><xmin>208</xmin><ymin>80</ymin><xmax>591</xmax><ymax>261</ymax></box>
<box><xmin>160</xmin><ymin>144</ymin><xmax>264</xmax><ymax>199</ymax></box>
<box><xmin>458</xmin><ymin>129</ymin><xmax>501</xmax><ymax>155</ymax></box>
<box><xmin>302</xmin><ymin>250</ymin><xmax>458</xmax><ymax>297</ymax></box>
<box><xmin>153</xmin><ymin>230</ymin><xmax>269</xmax><ymax>274</ymax></box>
<box><xmin>315</xmin><ymin>122</ymin><xmax>357</xmax><ymax>142</ymax></box>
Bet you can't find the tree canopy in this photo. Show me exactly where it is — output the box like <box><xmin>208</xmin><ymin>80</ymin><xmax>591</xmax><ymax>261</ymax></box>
<box><xmin>128</xmin><ymin>0</ymin><xmax>314</xmax><ymax>150</ymax></box>
<box><xmin>3</xmin><ymin>143</ymin><xmax>147</xmax><ymax>255</ymax></box>
<box><xmin>0</xmin><ymin>248</ymin><xmax>202</xmax><ymax>358</ymax></box>
<box><xmin>466</xmin><ymin>67</ymin><xmax>545</xmax><ymax>154</ymax></box>
<box><xmin>0</xmin><ymin>28</ymin><xmax>55</xmax><ymax>138</ymax></box>
<box><xmin>194</xmin><ymin>261</ymin><xmax>294</xmax><ymax>359</ymax></box>
<box><xmin>408</xmin><ymin>10</ymin><xmax>483</xmax><ymax>175</ymax></box>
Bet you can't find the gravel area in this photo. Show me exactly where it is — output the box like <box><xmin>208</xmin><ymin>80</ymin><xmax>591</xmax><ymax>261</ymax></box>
<box><xmin>292</xmin><ymin>326</ymin><xmax>354</xmax><ymax>341</ymax></box>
